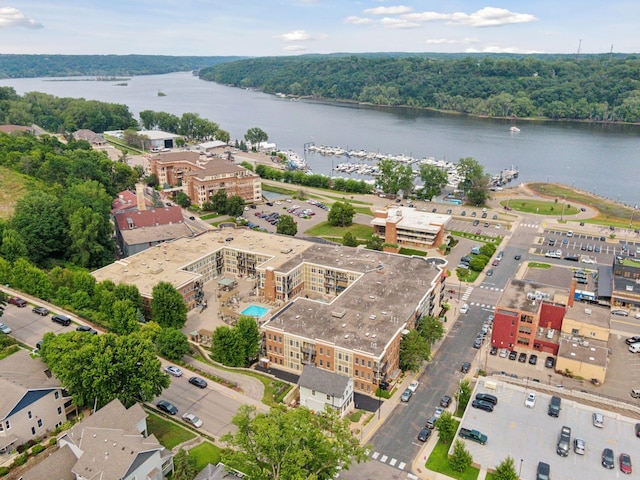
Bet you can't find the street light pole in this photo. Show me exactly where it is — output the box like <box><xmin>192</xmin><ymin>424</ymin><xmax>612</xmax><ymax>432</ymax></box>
<box><xmin>519</xmin><ymin>458</ymin><xmax>524</xmax><ymax>478</ymax></box>
<box><xmin>630</xmin><ymin>204</ymin><xmax>638</xmax><ymax>229</ymax></box>
<box><xmin>560</xmin><ymin>196</ymin><xmax>566</xmax><ymax>222</ymax></box>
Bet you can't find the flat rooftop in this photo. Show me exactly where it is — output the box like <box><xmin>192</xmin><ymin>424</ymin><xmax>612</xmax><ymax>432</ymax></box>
<box><xmin>372</xmin><ymin>207</ymin><xmax>450</xmax><ymax>232</ymax></box>
<box><xmin>563</xmin><ymin>303</ymin><xmax>611</xmax><ymax>330</ymax></box>
<box><xmin>558</xmin><ymin>336</ymin><xmax>608</xmax><ymax>367</ymax></box>
<box><xmin>498</xmin><ymin>279</ymin><xmax>566</xmax><ymax>314</ymax></box>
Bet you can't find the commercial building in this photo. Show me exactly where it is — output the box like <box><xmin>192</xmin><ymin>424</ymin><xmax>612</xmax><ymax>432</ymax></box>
<box><xmin>371</xmin><ymin>207</ymin><xmax>450</xmax><ymax>250</ymax></box>
<box><xmin>92</xmin><ymin>228</ymin><xmax>447</xmax><ymax>393</ymax></box>
<box><xmin>610</xmin><ymin>256</ymin><xmax>640</xmax><ymax>310</ymax></box>
<box><xmin>148</xmin><ymin>151</ymin><xmax>261</xmax><ymax>207</ymax></box>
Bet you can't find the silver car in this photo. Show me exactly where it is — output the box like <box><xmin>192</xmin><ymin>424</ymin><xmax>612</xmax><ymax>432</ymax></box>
<box><xmin>574</xmin><ymin>438</ymin><xmax>586</xmax><ymax>455</ymax></box>
<box><xmin>0</xmin><ymin>322</ymin><xmax>11</xmax><ymax>334</ymax></box>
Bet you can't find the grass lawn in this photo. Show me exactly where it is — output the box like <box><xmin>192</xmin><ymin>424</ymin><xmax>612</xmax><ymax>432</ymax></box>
<box><xmin>261</xmin><ymin>183</ymin><xmax>297</xmax><ymax>196</ymax></box>
<box><xmin>348</xmin><ymin>410</ymin><xmax>365</xmax><ymax>422</ymax></box>
<box><xmin>200</xmin><ymin>212</ymin><xmax>222</xmax><ymax>220</ymax></box>
<box><xmin>304</xmin><ymin>222</ymin><xmax>374</xmax><ymax>240</ymax></box>
<box><xmin>399</xmin><ymin>247</ymin><xmax>427</xmax><ymax>257</ymax></box>
<box><xmin>0</xmin><ymin>166</ymin><xmax>34</xmax><ymax>220</ymax></box>
<box><xmin>146</xmin><ymin>412</ymin><xmax>196</xmax><ymax>449</ymax></box>
<box><xmin>188</xmin><ymin>441</ymin><xmax>221</xmax><ymax>471</ymax></box>
<box><xmin>500</xmin><ymin>198</ymin><xmax>579</xmax><ymax>217</ymax></box>
<box><xmin>318</xmin><ymin>193</ymin><xmax>372</xmax><ymax>205</ymax></box>
<box><xmin>426</xmin><ymin>437</ymin><xmax>479</xmax><ymax>480</ymax></box>
<box><xmin>528</xmin><ymin>262</ymin><xmax>552</xmax><ymax>269</ymax></box>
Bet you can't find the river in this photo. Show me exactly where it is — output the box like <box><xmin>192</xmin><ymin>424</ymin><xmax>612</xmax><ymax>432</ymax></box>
<box><xmin>2</xmin><ymin>71</ymin><xmax>639</xmax><ymax>204</ymax></box>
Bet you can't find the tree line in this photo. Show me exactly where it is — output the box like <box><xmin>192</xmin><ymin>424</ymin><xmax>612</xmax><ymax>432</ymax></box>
<box><xmin>255</xmin><ymin>164</ymin><xmax>372</xmax><ymax>194</ymax></box>
<box><xmin>199</xmin><ymin>53</ymin><xmax>640</xmax><ymax>123</ymax></box>
<box><xmin>0</xmin><ymin>54</ymin><xmax>242</xmax><ymax>79</ymax></box>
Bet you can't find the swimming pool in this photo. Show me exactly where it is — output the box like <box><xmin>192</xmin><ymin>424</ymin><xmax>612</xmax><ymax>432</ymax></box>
<box><xmin>241</xmin><ymin>305</ymin><xmax>270</xmax><ymax>318</ymax></box>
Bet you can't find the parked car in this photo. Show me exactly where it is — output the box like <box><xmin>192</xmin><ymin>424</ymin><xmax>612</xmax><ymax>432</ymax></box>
<box><xmin>182</xmin><ymin>412</ymin><xmax>203</xmax><ymax>428</ymax></box>
<box><xmin>524</xmin><ymin>392</ymin><xmax>536</xmax><ymax>408</ymax></box>
<box><xmin>545</xmin><ymin>356</ymin><xmax>555</xmax><ymax>368</ymax></box>
<box><xmin>620</xmin><ymin>453</ymin><xmax>633</xmax><ymax>474</ymax></box>
<box><xmin>51</xmin><ymin>314</ymin><xmax>71</xmax><ymax>326</ymax></box>
<box><xmin>407</xmin><ymin>380</ymin><xmax>419</xmax><ymax>393</ymax></box>
<box><xmin>0</xmin><ymin>322</ymin><xmax>11</xmax><ymax>334</ymax></box>
<box><xmin>425</xmin><ymin>416</ymin><xmax>438</xmax><ymax>430</ymax></box>
<box><xmin>486</xmin><ymin>269</ymin><xmax>493</xmax><ymax>277</ymax></box>
<box><xmin>434</xmin><ymin>407</ymin><xmax>444</xmax><ymax>418</ymax></box>
<box><xmin>529</xmin><ymin>354</ymin><xmax>538</xmax><ymax>365</ymax></box>
<box><xmin>460</xmin><ymin>304</ymin><xmax>469</xmax><ymax>314</ymax></box>
<box><xmin>499</xmin><ymin>348</ymin><xmax>508</xmax><ymax>358</ymax></box>
<box><xmin>490</xmin><ymin>346</ymin><xmax>498</xmax><ymax>356</ymax></box>
<box><xmin>509</xmin><ymin>350</ymin><xmax>518</xmax><ymax>361</ymax></box>
<box><xmin>593</xmin><ymin>412</ymin><xmax>605</xmax><ymax>428</ymax></box>
<box><xmin>32</xmin><ymin>306</ymin><xmax>49</xmax><ymax>316</ymax></box>
<box><xmin>8</xmin><ymin>297</ymin><xmax>27</xmax><ymax>307</ymax></box>
<box><xmin>461</xmin><ymin>362</ymin><xmax>471</xmax><ymax>374</ymax></box>
<box><xmin>536</xmin><ymin>462</ymin><xmax>550</xmax><ymax>480</ymax></box>
<box><xmin>625</xmin><ymin>336</ymin><xmax>640</xmax><ymax>345</ymax></box>
<box><xmin>418</xmin><ymin>428</ymin><xmax>431</xmax><ymax>442</ymax></box>
<box><xmin>518</xmin><ymin>352</ymin><xmax>527</xmax><ymax>363</ymax></box>
<box><xmin>400</xmin><ymin>389</ymin><xmax>413</xmax><ymax>402</ymax></box>
<box><xmin>473</xmin><ymin>337</ymin><xmax>483</xmax><ymax>348</ymax></box>
<box><xmin>76</xmin><ymin>325</ymin><xmax>98</xmax><ymax>335</ymax></box>
<box><xmin>471</xmin><ymin>400</ymin><xmax>494</xmax><ymax>412</ymax></box>
<box><xmin>602</xmin><ymin>448</ymin><xmax>615</xmax><ymax>469</ymax></box>
<box><xmin>440</xmin><ymin>395</ymin><xmax>452</xmax><ymax>408</ymax></box>
<box><xmin>188</xmin><ymin>377</ymin><xmax>208</xmax><ymax>389</ymax></box>
<box><xmin>157</xmin><ymin>400</ymin><xmax>178</xmax><ymax>415</ymax></box>
<box><xmin>475</xmin><ymin>393</ymin><xmax>498</xmax><ymax>405</ymax></box>
<box><xmin>164</xmin><ymin>365</ymin><xmax>183</xmax><ymax>377</ymax></box>
<box><xmin>573</xmin><ymin>438</ymin><xmax>586</xmax><ymax>455</ymax></box>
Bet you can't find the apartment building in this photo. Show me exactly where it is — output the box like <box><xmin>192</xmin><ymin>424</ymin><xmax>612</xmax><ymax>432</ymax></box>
<box><xmin>371</xmin><ymin>207</ymin><xmax>450</xmax><ymax>249</ymax></box>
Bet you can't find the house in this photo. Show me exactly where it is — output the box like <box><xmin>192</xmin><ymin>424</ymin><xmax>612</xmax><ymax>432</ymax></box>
<box><xmin>20</xmin><ymin>399</ymin><xmax>174</xmax><ymax>480</ymax></box>
<box><xmin>371</xmin><ymin>207</ymin><xmax>450</xmax><ymax>250</ymax></box>
<box><xmin>194</xmin><ymin>463</ymin><xmax>246</xmax><ymax>480</ymax></box>
<box><xmin>73</xmin><ymin>129</ymin><xmax>107</xmax><ymax>146</ymax></box>
<box><xmin>298</xmin><ymin>366</ymin><xmax>354</xmax><ymax>417</ymax></box>
<box><xmin>0</xmin><ymin>124</ymin><xmax>33</xmax><ymax>134</ymax></box>
<box><xmin>0</xmin><ymin>350</ymin><xmax>71</xmax><ymax>454</ymax></box>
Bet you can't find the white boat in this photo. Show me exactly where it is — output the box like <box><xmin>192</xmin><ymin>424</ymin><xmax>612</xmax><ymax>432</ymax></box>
<box><xmin>510</xmin><ymin>126</ymin><xmax>521</xmax><ymax>133</ymax></box>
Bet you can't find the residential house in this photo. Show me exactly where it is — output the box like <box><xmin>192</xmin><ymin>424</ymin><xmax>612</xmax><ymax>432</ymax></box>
<box><xmin>73</xmin><ymin>129</ymin><xmax>107</xmax><ymax>146</ymax></box>
<box><xmin>298</xmin><ymin>365</ymin><xmax>354</xmax><ymax>417</ymax></box>
<box><xmin>0</xmin><ymin>350</ymin><xmax>71</xmax><ymax>454</ymax></box>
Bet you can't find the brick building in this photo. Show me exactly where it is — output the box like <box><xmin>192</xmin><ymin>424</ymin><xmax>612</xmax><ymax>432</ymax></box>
<box><xmin>371</xmin><ymin>207</ymin><xmax>450</xmax><ymax>250</ymax></box>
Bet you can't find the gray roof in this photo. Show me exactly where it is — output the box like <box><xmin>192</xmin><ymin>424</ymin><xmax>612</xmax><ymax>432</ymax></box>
<box><xmin>20</xmin><ymin>444</ymin><xmax>78</xmax><ymax>480</ymax></box>
<box><xmin>298</xmin><ymin>365</ymin><xmax>351</xmax><ymax>397</ymax></box>
<box><xmin>194</xmin><ymin>463</ymin><xmax>246</xmax><ymax>480</ymax></box>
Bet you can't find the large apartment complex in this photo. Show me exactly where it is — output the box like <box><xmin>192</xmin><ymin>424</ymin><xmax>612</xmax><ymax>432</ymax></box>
<box><xmin>148</xmin><ymin>151</ymin><xmax>262</xmax><ymax>207</ymax></box>
<box><xmin>371</xmin><ymin>207</ymin><xmax>450</xmax><ymax>249</ymax></box>
<box><xmin>92</xmin><ymin>228</ymin><xmax>448</xmax><ymax>392</ymax></box>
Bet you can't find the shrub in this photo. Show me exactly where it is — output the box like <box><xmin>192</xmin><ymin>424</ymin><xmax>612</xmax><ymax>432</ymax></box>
<box><xmin>12</xmin><ymin>452</ymin><xmax>29</xmax><ymax>467</ymax></box>
<box><xmin>31</xmin><ymin>444</ymin><xmax>46</xmax><ymax>455</ymax></box>
<box><xmin>0</xmin><ymin>466</ymin><xmax>9</xmax><ymax>477</ymax></box>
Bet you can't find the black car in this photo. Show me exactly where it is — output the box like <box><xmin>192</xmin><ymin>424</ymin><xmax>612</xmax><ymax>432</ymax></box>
<box><xmin>189</xmin><ymin>377</ymin><xmax>208</xmax><ymax>389</ymax></box>
<box><xmin>461</xmin><ymin>362</ymin><xmax>471</xmax><ymax>374</ymax></box>
<box><xmin>514</xmin><ymin>254</ymin><xmax>522</xmax><ymax>260</ymax></box>
<box><xmin>490</xmin><ymin>346</ymin><xmax>498</xmax><ymax>356</ymax></box>
<box><xmin>473</xmin><ymin>219</ymin><xmax>479</xmax><ymax>226</ymax></box>
<box><xmin>157</xmin><ymin>400</ymin><xmax>178</xmax><ymax>415</ymax></box>
<box><xmin>536</xmin><ymin>462</ymin><xmax>550</xmax><ymax>480</ymax></box>
<box><xmin>418</xmin><ymin>428</ymin><xmax>431</xmax><ymax>442</ymax></box>
<box><xmin>602</xmin><ymin>448</ymin><xmax>615</xmax><ymax>469</ymax></box>
<box><xmin>471</xmin><ymin>400</ymin><xmax>494</xmax><ymax>412</ymax></box>
<box><xmin>52</xmin><ymin>314</ymin><xmax>71</xmax><ymax>326</ymax></box>
<box><xmin>32</xmin><ymin>306</ymin><xmax>49</xmax><ymax>316</ymax></box>
<box><xmin>545</xmin><ymin>356</ymin><xmax>555</xmax><ymax>368</ymax></box>
<box><xmin>76</xmin><ymin>325</ymin><xmax>98</xmax><ymax>334</ymax></box>
<box><xmin>509</xmin><ymin>350</ymin><xmax>518</xmax><ymax>361</ymax></box>
<box><xmin>440</xmin><ymin>395</ymin><xmax>452</xmax><ymax>408</ymax></box>
<box><xmin>518</xmin><ymin>352</ymin><xmax>527</xmax><ymax>363</ymax></box>
<box><xmin>475</xmin><ymin>393</ymin><xmax>498</xmax><ymax>405</ymax></box>
<box><xmin>529</xmin><ymin>354</ymin><xmax>538</xmax><ymax>365</ymax></box>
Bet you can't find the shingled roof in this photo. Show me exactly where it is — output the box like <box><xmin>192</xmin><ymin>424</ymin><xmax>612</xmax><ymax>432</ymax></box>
<box><xmin>297</xmin><ymin>365</ymin><xmax>351</xmax><ymax>398</ymax></box>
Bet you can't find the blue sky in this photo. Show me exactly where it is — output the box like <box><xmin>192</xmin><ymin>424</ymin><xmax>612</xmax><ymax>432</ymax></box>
<box><xmin>1</xmin><ymin>1</ymin><xmax>639</xmax><ymax>56</ymax></box>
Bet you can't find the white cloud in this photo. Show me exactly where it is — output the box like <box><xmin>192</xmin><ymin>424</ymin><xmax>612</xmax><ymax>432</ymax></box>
<box><xmin>466</xmin><ymin>45</ymin><xmax>544</xmax><ymax>54</ymax></box>
<box><xmin>379</xmin><ymin>17</ymin><xmax>420</xmax><ymax>29</ymax></box>
<box><xmin>344</xmin><ymin>16</ymin><xmax>374</xmax><ymax>25</ymax></box>
<box><xmin>425</xmin><ymin>37</ymin><xmax>480</xmax><ymax>45</ymax></box>
<box><xmin>402</xmin><ymin>7</ymin><xmax>536</xmax><ymax>28</ymax></box>
<box><xmin>0</xmin><ymin>6</ymin><xmax>43</xmax><ymax>29</ymax></box>
<box><xmin>275</xmin><ymin>30</ymin><xmax>311</xmax><ymax>42</ymax></box>
<box><xmin>449</xmin><ymin>7</ymin><xmax>537</xmax><ymax>27</ymax></box>
<box><xmin>364</xmin><ymin>5</ymin><xmax>413</xmax><ymax>16</ymax></box>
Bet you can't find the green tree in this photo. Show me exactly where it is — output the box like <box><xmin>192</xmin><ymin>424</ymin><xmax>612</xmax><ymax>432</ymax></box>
<box><xmin>0</xmin><ymin>228</ymin><xmax>28</xmax><ymax>263</ymax></box>
<box><xmin>40</xmin><ymin>331</ymin><xmax>169</xmax><ymax>408</ymax></box>
<box><xmin>151</xmin><ymin>282</ymin><xmax>188</xmax><ymax>329</ymax></box>
<box><xmin>455</xmin><ymin>379</ymin><xmax>473</xmax><ymax>411</ymax></box>
<box><xmin>377</xmin><ymin>158</ymin><xmax>414</xmax><ymax>195</ymax></box>
<box><xmin>226</xmin><ymin>195</ymin><xmax>245</xmax><ymax>217</ymax></box>
<box><xmin>210</xmin><ymin>325</ymin><xmax>243</xmax><ymax>366</ymax></box>
<box><xmin>172</xmin><ymin>449</ymin><xmax>198</xmax><ymax>480</ymax></box>
<box><xmin>417</xmin><ymin>315</ymin><xmax>445</xmax><ymax>346</ymax></box>
<box><xmin>494</xmin><ymin>456</ymin><xmax>519</xmax><ymax>480</ymax></box>
<box><xmin>235</xmin><ymin>316</ymin><xmax>261</xmax><ymax>365</ymax></box>
<box><xmin>155</xmin><ymin>327</ymin><xmax>190</xmax><ymax>361</ymax></box>
<box><xmin>0</xmin><ymin>291</ymin><xmax>7</xmax><ymax>320</ymax></box>
<box><xmin>175</xmin><ymin>191</ymin><xmax>191</xmax><ymax>208</ymax></box>
<box><xmin>342</xmin><ymin>231</ymin><xmax>358</xmax><ymax>247</ymax></box>
<box><xmin>221</xmin><ymin>404</ymin><xmax>368</xmax><ymax>480</ymax></box>
<box><xmin>68</xmin><ymin>206</ymin><xmax>109</xmax><ymax>268</ymax></box>
<box><xmin>244</xmin><ymin>127</ymin><xmax>268</xmax><ymax>147</ymax></box>
<box><xmin>417</xmin><ymin>164</ymin><xmax>449</xmax><ymax>201</ymax></box>
<box><xmin>211</xmin><ymin>189</ymin><xmax>228</xmax><ymax>213</ymax></box>
<box><xmin>435</xmin><ymin>411</ymin><xmax>456</xmax><ymax>443</ymax></box>
<box><xmin>139</xmin><ymin>321</ymin><xmax>162</xmax><ymax>343</ymax></box>
<box><xmin>399</xmin><ymin>330</ymin><xmax>430</xmax><ymax>371</ymax></box>
<box><xmin>276</xmin><ymin>214</ymin><xmax>298</xmax><ymax>236</ymax></box>
<box><xmin>327</xmin><ymin>201</ymin><xmax>355</xmax><ymax>227</ymax></box>
<box><xmin>365</xmin><ymin>235</ymin><xmax>384</xmax><ymax>251</ymax></box>
<box><xmin>449</xmin><ymin>439</ymin><xmax>473</xmax><ymax>473</ymax></box>
<box><xmin>110</xmin><ymin>299</ymin><xmax>140</xmax><ymax>336</ymax></box>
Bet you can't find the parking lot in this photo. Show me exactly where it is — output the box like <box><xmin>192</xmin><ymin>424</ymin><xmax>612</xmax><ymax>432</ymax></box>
<box><xmin>459</xmin><ymin>379</ymin><xmax>639</xmax><ymax>479</ymax></box>
<box><xmin>0</xmin><ymin>301</ymin><xmax>76</xmax><ymax>348</ymax></box>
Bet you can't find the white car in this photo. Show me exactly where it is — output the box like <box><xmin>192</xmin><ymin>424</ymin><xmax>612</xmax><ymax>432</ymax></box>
<box><xmin>460</xmin><ymin>304</ymin><xmax>469</xmax><ymax>315</ymax></box>
<box><xmin>499</xmin><ymin>348</ymin><xmax>508</xmax><ymax>358</ymax></box>
<box><xmin>408</xmin><ymin>381</ymin><xmax>419</xmax><ymax>393</ymax></box>
<box><xmin>581</xmin><ymin>257</ymin><xmax>595</xmax><ymax>264</ymax></box>
<box><xmin>592</xmin><ymin>412</ymin><xmax>605</xmax><ymax>428</ymax></box>
<box><xmin>164</xmin><ymin>365</ymin><xmax>183</xmax><ymax>377</ymax></box>
<box><xmin>182</xmin><ymin>413</ymin><xmax>203</xmax><ymax>428</ymax></box>
<box><xmin>0</xmin><ymin>322</ymin><xmax>11</xmax><ymax>334</ymax></box>
<box><xmin>524</xmin><ymin>392</ymin><xmax>536</xmax><ymax>408</ymax></box>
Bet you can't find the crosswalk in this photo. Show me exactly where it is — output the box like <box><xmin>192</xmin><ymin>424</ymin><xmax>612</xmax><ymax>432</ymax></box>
<box><xmin>518</xmin><ymin>222</ymin><xmax>540</xmax><ymax>229</ymax></box>
<box><xmin>461</xmin><ymin>286</ymin><xmax>474</xmax><ymax>301</ymax></box>
<box><xmin>370</xmin><ymin>451</ymin><xmax>407</xmax><ymax>471</ymax></box>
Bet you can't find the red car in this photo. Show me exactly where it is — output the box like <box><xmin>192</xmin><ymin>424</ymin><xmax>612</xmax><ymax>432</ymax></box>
<box><xmin>9</xmin><ymin>297</ymin><xmax>27</xmax><ymax>307</ymax></box>
<box><xmin>620</xmin><ymin>453</ymin><xmax>632</xmax><ymax>474</ymax></box>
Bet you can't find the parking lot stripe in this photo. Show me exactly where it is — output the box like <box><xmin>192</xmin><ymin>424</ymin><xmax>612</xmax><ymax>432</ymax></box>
<box><xmin>371</xmin><ymin>452</ymin><xmax>379</xmax><ymax>460</ymax></box>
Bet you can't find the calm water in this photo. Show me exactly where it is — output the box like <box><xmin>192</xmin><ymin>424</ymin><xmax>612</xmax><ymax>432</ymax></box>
<box><xmin>2</xmin><ymin>71</ymin><xmax>639</xmax><ymax>204</ymax></box>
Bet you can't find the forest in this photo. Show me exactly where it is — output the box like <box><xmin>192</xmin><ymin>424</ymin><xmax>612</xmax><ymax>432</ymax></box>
<box><xmin>0</xmin><ymin>54</ymin><xmax>243</xmax><ymax>78</ymax></box>
<box><xmin>198</xmin><ymin>53</ymin><xmax>640</xmax><ymax>123</ymax></box>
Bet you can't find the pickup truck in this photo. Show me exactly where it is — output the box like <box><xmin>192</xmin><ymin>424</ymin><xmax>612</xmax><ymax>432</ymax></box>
<box><xmin>459</xmin><ymin>428</ymin><xmax>487</xmax><ymax>445</ymax></box>
<box><xmin>556</xmin><ymin>425</ymin><xmax>571</xmax><ymax>456</ymax></box>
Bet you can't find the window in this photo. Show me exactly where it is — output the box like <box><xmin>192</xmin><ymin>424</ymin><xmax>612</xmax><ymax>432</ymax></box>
<box><xmin>28</xmin><ymin>411</ymin><xmax>32</xmax><ymax>419</ymax></box>
<box><xmin>355</xmin><ymin>370</ymin><xmax>359</xmax><ymax>377</ymax></box>
<box><xmin>571</xmin><ymin>328</ymin><xmax>580</xmax><ymax>335</ymax></box>
<box><xmin>355</xmin><ymin>358</ymin><xmax>359</xmax><ymax>365</ymax></box>
<box><xmin>326</xmin><ymin>394</ymin><xmax>331</xmax><ymax>400</ymax></box>
<box><xmin>344</xmin><ymin>367</ymin><xmax>349</xmax><ymax>374</ymax></box>
<box><xmin>319</xmin><ymin>347</ymin><xmax>323</xmax><ymax>354</ymax></box>
<box><xmin>312</xmin><ymin>390</ymin><xmax>316</xmax><ymax>395</ymax></box>
<box><xmin>31</xmin><ymin>427</ymin><xmax>36</xmax><ymax>435</ymax></box>
<box><xmin>55</xmin><ymin>391</ymin><xmax>59</xmax><ymax>400</ymax></box>
<box><xmin>338</xmin><ymin>365</ymin><xmax>342</xmax><ymax>372</ymax></box>
<box><xmin>319</xmin><ymin>360</ymin><xmax>323</xmax><ymax>366</ymax></box>
<box><xmin>37</xmin><ymin>419</ymin><xmax>43</xmax><ymax>428</ymax></box>
<box><xmin>58</xmin><ymin>406</ymin><xmax>62</xmax><ymax>415</ymax></box>
<box><xmin>327</xmin><ymin>362</ymin><xmax>330</xmax><ymax>368</ymax></box>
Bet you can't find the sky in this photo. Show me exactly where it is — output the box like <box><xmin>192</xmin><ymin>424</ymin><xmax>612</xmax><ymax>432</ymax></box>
<box><xmin>1</xmin><ymin>1</ymin><xmax>639</xmax><ymax>57</ymax></box>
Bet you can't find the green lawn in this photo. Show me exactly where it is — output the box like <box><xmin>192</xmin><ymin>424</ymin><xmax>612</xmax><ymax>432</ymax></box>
<box><xmin>146</xmin><ymin>412</ymin><xmax>196</xmax><ymax>449</ymax></box>
<box><xmin>304</xmin><ymin>222</ymin><xmax>374</xmax><ymax>240</ymax></box>
<box><xmin>426</xmin><ymin>432</ymin><xmax>480</xmax><ymax>480</ymax></box>
<box><xmin>200</xmin><ymin>212</ymin><xmax>222</xmax><ymax>220</ymax></box>
<box><xmin>0</xmin><ymin>166</ymin><xmax>34</xmax><ymax>220</ymax></box>
<box><xmin>399</xmin><ymin>247</ymin><xmax>427</xmax><ymax>257</ymax></box>
<box><xmin>188</xmin><ymin>441</ymin><xmax>221</xmax><ymax>471</ymax></box>
<box><xmin>528</xmin><ymin>262</ymin><xmax>552</xmax><ymax>269</ymax></box>
<box><xmin>261</xmin><ymin>183</ymin><xmax>297</xmax><ymax>195</ymax></box>
<box><xmin>500</xmin><ymin>198</ymin><xmax>579</xmax><ymax>217</ymax></box>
